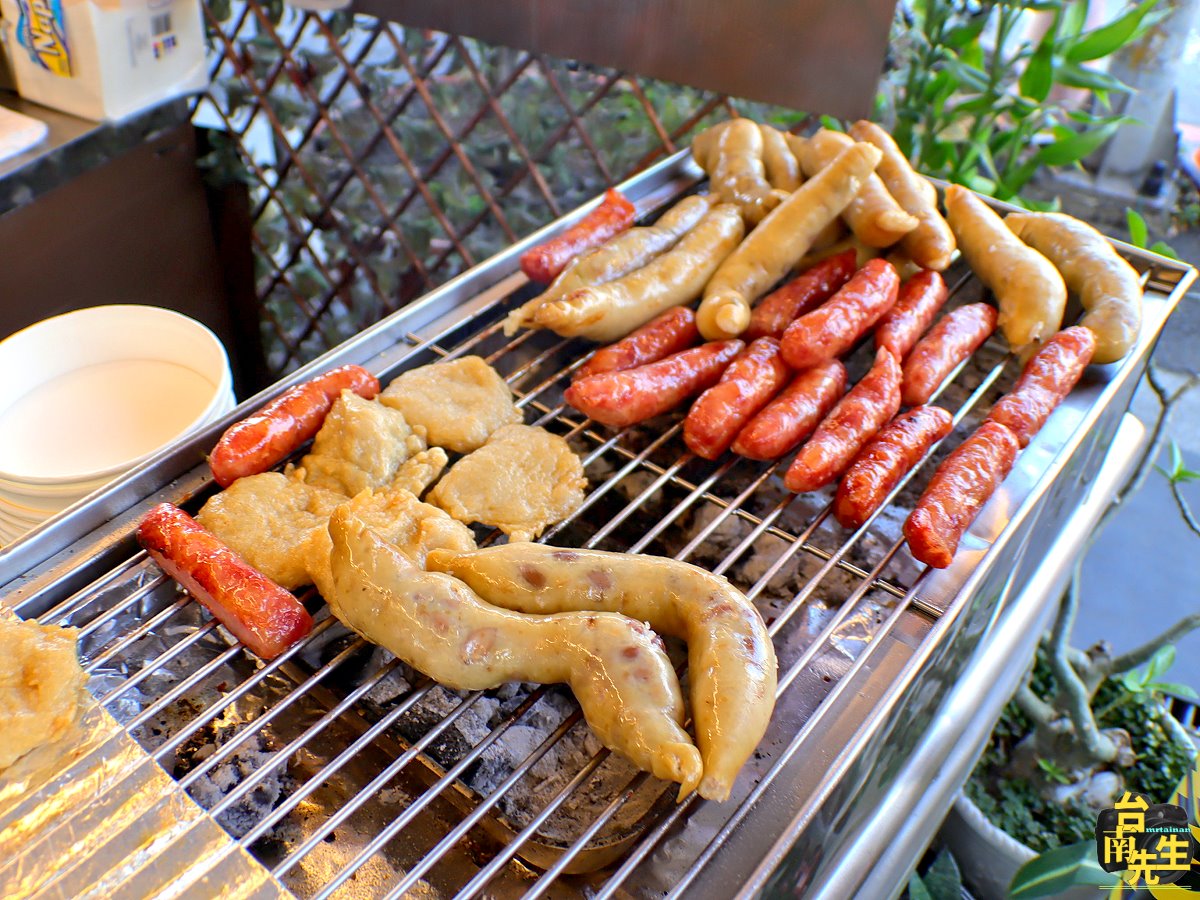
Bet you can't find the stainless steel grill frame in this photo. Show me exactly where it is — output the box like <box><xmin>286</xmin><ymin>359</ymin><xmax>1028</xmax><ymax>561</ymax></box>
<box><xmin>1</xmin><ymin>152</ymin><xmax>1196</xmax><ymax>899</ymax></box>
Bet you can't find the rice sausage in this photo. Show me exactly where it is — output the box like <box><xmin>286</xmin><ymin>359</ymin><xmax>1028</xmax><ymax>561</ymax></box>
<box><xmin>848</xmin><ymin>120</ymin><xmax>956</xmax><ymax>271</ymax></box>
<box><xmin>784</xmin><ymin>348</ymin><xmax>901</xmax><ymax>493</ymax></box>
<box><xmin>780</xmin><ymin>258</ymin><xmax>900</xmax><ymax>369</ymax></box>
<box><xmin>732</xmin><ymin>360</ymin><xmax>847</xmax><ymax>461</ymax></box>
<box><xmin>684</xmin><ymin>338</ymin><xmax>792</xmax><ymax>460</ymax></box>
<box><xmin>943</xmin><ymin>184</ymin><xmax>1066</xmax><ymax>352</ymax></box>
<box><xmin>698</xmin><ymin>141</ymin><xmax>884</xmax><ymax>341</ymax></box>
<box><xmin>425</xmin><ymin>542</ymin><xmax>777</xmax><ymax>802</ymax></box>
<box><xmin>533</xmin><ymin>203</ymin><xmax>744</xmax><ymax>342</ymax></box>
<box><xmin>901</xmin><ymin>302</ymin><xmax>998</xmax><ymax>406</ymax></box>
<box><xmin>565</xmin><ymin>340</ymin><xmax>744</xmax><ymax>428</ymax></box>
<box><xmin>793</xmin><ymin>129</ymin><xmax>919</xmax><ymax>248</ymax></box>
<box><xmin>833</xmin><ymin>405</ymin><xmax>953</xmax><ymax>529</ymax></box>
<box><xmin>904</xmin><ymin>421</ymin><xmax>1020</xmax><ymax>568</ymax></box>
<box><xmin>985</xmin><ymin>325</ymin><xmax>1096</xmax><ymax>447</ymax></box>
<box><xmin>1005</xmin><ymin>212</ymin><xmax>1142</xmax><ymax>364</ymax></box>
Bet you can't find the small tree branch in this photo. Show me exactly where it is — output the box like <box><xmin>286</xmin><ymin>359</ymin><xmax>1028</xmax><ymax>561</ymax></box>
<box><xmin>1103</xmin><ymin>612</ymin><xmax>1200</xmax><ymax>678</ymax></box>
<box><xmin>1016</xmin><ymin>682</ymin><xmax>1057</xmax><ymax>724</ymax></box>
<box><xmin>1050</xmin><ymin>565</ymin><xmax>1118</xmax><ymax>762</ymax></box>
<box><xmin>1169</xmin><ymin>480</ymin><xmax>1200</xmax><ymax>539</ymax></box>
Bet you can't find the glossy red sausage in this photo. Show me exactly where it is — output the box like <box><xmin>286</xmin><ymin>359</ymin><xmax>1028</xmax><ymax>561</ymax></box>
<box><xmin>783</xmin><ymin>348</ymin><xmax>901</xmax><ymax>493</ymax></box>
<box><xmin>875</xmin><ymin>269</ymin><xmax>949</xmax><ymax>359</ymax></box>
<box><xmin>731</xmin><ymin>360</ymin><xmax>847</xmax><ymax>461</ymax></box>
<box><xmin>901</xmin><ymin>303</ymin><xmax>998</xmax><ymax>406</ymax></box>
<box><xmin>985</xmin><ymin>326</ymin><xmax>1097</xmax><ymax>448</ymax></box>
<box><xmin>833</xmin><ymin>405</ymin><xmax>954</xmax><ymax>529</ymax></box>
<box><xmin>137</xmin><ymin>503</ymin><xmax>313</xmax><ymax>659</ymax></box>
<box><xmin>903</xmin><ymin>421</ymin><xmax>1020</xmax><ymax>568</ymax></box>
<box><xmin>209</xmin><ymin>364</ymin><xmax>380</xmax><ymax>488</ymax></box>
<box><xmin>684</xmin><ymin>338</ymin><xmax>792</xmax><ymax>460</ymax></box>
<box><xmin>744</xmin><ymin>249</ymin><xmax>858</xmax><ymax>341</ymax></box>
<box><xmin>564</xmin><ymin>340</ymin><xmax>744</xmax><ymax>428</ymax></box>
<box><xmin>519</xmin><ymin>189</ymin><xmax>638</xmax><ymax>283</ymax></box>
<box><xmin>780</xmin><ymin>259</ymin><xmax>901</xmax><ymax>370</ymax></box>
<box><xmin>573</xmin><ymin>307</ymin><xmax>700</xmax><ymax>383</ymax></box>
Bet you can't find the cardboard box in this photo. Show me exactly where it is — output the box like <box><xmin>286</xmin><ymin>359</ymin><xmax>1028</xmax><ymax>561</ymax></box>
<box><xmin>0</xmin><ymin>0</ymin><xmax>207</xmax><ymax>120</ymax></box>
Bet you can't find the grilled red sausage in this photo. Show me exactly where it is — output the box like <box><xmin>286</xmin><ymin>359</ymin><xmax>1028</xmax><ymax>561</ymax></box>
<box><xmin>573</xmin><ymin>307</ymin><xmax>700</xmax><ymax>383</ymax></box>
<box><xmin>875</xmin><ymin>269</ymin><xmax>949</xmax><ymax>360</ymax></box>
<box><xmin>901</xmin><ymin>303</ymin><xmax>998</xmax><ymax>406</ymax></box>
<box><xmin>833</xmin><ymin>405</ymin><xmax>954</xmax><ymax>529</ymax></box>
<box><xmin>744</xmin><ymin>249</ymin><xmax>858</xmax><ymax>341</ymax></box>
<box><xmin>209</xmin><ymin>364</ymin><xmax>380</xmax><ymax>488</ymax></box>
<box><xmin>564</xmin><ymin>340</ymin><xmax>744</xmax><ymax>428</ymax></box>
<box><xmin>780</xmin><ymin>259</ymin><xmax>901</xmax><ymax>370</ymax></box>
<box><xmin>985</xmin><ymin>326</ymin><xmax>1097</xmax><ymax>448</ymax></box>
<box><xmin>784</xmin><ymin>348</ymin><xmax>902</xmax><ymax>493</ymax></box>
<box><xmin>904</xmin><ymin>421</ymin><xmax>1021</xmax><ymax>568</ymax></box>
<box><xmin>137</xmin><ymin>503</ymin><xmax>313</xmax><ymax>659</ymax></box>
<box><xmin>732</xmin><ymin>360</ymin><xmax>847</xmax><ymax>461</ymax></box>
<box><xmin>684</xmin><ymin>338</ymin><xmax>792</xmax><ymax>460</ymax></box>
<box><xmin>519</xmin><ymin>189</ymin><xmax>638</xmax><ymax>284</ymax></box>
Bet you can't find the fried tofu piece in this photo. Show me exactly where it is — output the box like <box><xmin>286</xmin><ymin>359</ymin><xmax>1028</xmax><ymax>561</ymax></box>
<box><xmin>390</xmin><ymin>448</ymin><xmax>449</xmax><ymax>497</ymax></box>
<box><xmin>305</xmin><ymin>487</ymin><xmax>477</xmax><ymax>598</ymax></box>
<box><xmin>427</xmin><ymin>424</ymin><xmax>587</xmax><ymax>542</ymax></box>
<box><xmin>196</xmin><ymin>471</ymin><xmax>346</xmax><ymax>589</ymax></box>
<box><xmin>0</xmin><ymin>617</ymin><xmax>86</xmax><ymax>770</ymax></box>
<box><xmin>298</xmin><ymin>390</ymin><xmax>427</xmax><ymax>496</ymax></box>
<box><xmin>379</xmin><ymin>356</ymin><xmax>523</xmax><ymax>454</ymax></box>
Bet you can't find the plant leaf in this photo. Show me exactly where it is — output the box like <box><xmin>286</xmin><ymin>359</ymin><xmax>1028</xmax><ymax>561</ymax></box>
<box><xmin>1126</xmin><ymin>208</ymin><xmax>1149</xmax><ymax>248</ymax></box>
<box><xmin>907</xmin><ymin>871</ymin><xmax>934</xmax><ymax>900</ymax></box>
<box><xmin>1020</xmin><ymin>39</ymin><xmax>1056</xmax><ymax>102</ymax></box>
<box><xmin>1148</xmin><ymin>643</ymin><xmax>1176</xmax><ymax>681</ymax></box>
<box><xmin>922</xmin><ymin>848</ymin><xmax>963</xmax><ymax>899</ymax></box>
<box><xmin>945</xmin><ymin>16</ymin><xmax>988</xmax><ymax>49</ymax></box>
<box><xmin>1150</xmin><ymin>681</ymin><xmax>1200</xmax><ymax>700</ymax></box>
<box><xmin>1150</xmin><ymin>240</ymin><xmax>1181</xmax><ymax>260</ymax></box>
<box><xmin>1056</xmin><ymin>61</ymin><xmax>1132</xmax><ymax>94</ymax></box>
<box><xmin>1060</xmin><ymin>0</ymin><xmax>1089</xmax><ymax>39</ymax></box>
<box><xmin>1009</xmin><ymin>839</ymin><xmax>1120</xmax><ymax>898</ymax></box>
<box><xmin>1065</xmin><ymin>0</ymin><xmax>1161</xmax><ymax>63</ymax></box>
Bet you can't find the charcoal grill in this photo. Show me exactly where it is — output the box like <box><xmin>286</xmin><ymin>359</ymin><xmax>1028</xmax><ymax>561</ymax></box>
<box><xmin>1</xmin><ymin>150</ymin><xmax>1196</xmax><ymax>899</ymax></box>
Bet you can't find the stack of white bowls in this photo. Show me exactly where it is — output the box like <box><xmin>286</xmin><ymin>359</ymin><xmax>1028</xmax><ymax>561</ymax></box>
<box><xmin>0</xmin><ymin>305</ymin><xmax>235</xmax><ymax>546</ymax></box>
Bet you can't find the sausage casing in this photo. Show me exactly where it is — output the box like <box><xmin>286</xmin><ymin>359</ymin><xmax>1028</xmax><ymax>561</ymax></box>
<box><xmin>903</xmin><ymin>421</ymin><xmax>1020</xmax><ymax>568</ymax></box>
<box><xmin>875</xmin><ymin>269</ymin><xmax>949</xmax><ymax>359</ymax></box>
<box><xmin>985</xmin><ymin>325</ymin><xmax>1096</xmax><ymax>447</ymax></box>
<box><xmin>519</xmin><ymin>189</ymin><xmax>637</xmax><ymax>284</ymax></box>
<box><xmin>533</xmin><ymin>203</ymin><xmax>744</xmax><ymax>342</ymax></box>
<box><xmin>783</xmin><ymin>348</ymin><xmax>901</xmax><ymax>492</ymax></box>
<box><xmin>684</xmin><ymin>337</ymin><xmax>792</xmax><ymax>460</ymax></box>
<box><xmin>137</xmin><ymin>503</ymin><xmax>313</xmax><ymax>659</ymax></box>
<box><xmin>564</xmin><ymin>340</ymin><xmax>744</xmax><ymax>428</ymax></box>
<box><xmin>780</xmin><ymin>258</ymin><xmax>900</xmax><ymax>370</ymax></box>
<box><xmin>1005</xmin><ymin>212</ymin><xmax>1142</xmax><ymax>364</ymax></box>
<box><xmin>744</xmin><ymin>248</ymin><xmax>858</xmax><ymax>341</ymax></box>
<box><xmin>901</xmin><ymin>302</ymin><xmax>998</xmax><ymax>406</ymax></box>
<box><xmin>793</xmin><ymin>128</ymin><xmax>919</xmax><ymax>247</ymax></box>
<box><xmin>209</xmin><ymin>364</ymin><xmax>381</xmax><ymax>488</ymax></box>
<box><xmin>506</xmin><ymin>194</ymin><xmax>712</xmax><ymax>335</ymax></box>
<box><xmin>573</xmin><ymin>307</ymin><xmax>700</xmax><ymax>383</ymax></box>
<box><xmin>833</xmin><ymin>405</ymin><xmax>953</xmax><ymax>529</ymax></box>
<box><xmin>698</xmin><ymin>141</ymin><xmax>884</xmax><ymax>340</ymax></box>
<box><xmin>848</xmin><ymin>120</ymin><xmax>956</xmax><ymax>271</ymax></box>
<box><xmin>732</xmin><ymin>359</ymin><xmax>847</xmax><ymax>461</ymax></box>
<box><xmin>943</xmin><ymin>184</ymin><xmax>1066</xmax><ymax>352</ymax></box>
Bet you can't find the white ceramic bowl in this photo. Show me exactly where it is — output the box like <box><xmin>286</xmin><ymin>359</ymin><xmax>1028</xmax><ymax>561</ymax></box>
<box><xmin>0</xmin><ymin>306</ymin><xmax>233</xmax><ymax>486</ymax></box>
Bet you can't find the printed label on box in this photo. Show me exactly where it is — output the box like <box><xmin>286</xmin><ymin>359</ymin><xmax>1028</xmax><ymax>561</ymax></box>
<box><xmin>15</xmin><ymin>0</ymin><xmax>71</xmax><ymax>77</ymax></box>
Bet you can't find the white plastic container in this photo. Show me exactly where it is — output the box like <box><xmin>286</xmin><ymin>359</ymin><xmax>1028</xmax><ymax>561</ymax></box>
<box><xmin>0</xmin><ymin>305</ymin><xmax>233</xmax><ymax>543</ymax></box>
<box><xmin>0</xmin><ymin>0</ymin><xmax>207</xmax><ymax>120</ymax></box>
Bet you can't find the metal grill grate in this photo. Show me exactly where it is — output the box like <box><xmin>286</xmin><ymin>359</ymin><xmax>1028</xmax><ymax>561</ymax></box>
<box><xmin>196</xmin><ymin>1</ymin><xmax>806</xmax><ymax>378</ymax></box>
<box><xmin>17</xmin><ymin>164</ymin><xmax>1071</xmax><ymax>897</ymax></box>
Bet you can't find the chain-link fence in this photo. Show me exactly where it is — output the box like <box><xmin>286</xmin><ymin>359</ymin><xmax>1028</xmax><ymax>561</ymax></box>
<box><xmin>195</xmin><ymin>2</ymin><xmax>810</xmax><ymax>377</ymax></box>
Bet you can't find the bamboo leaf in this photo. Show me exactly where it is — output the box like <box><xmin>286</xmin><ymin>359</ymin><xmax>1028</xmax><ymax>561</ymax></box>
<box><xmin>1009</xmin><ymin>840</ymin><xmax>1120</xmax><ymax>898</ymax></box>
<box><xmin>1057</xmin><ymin>61</ymin><xmax>1132</xmax><ymax>94</ymax></box>
<box><xmin>1020</xmin><ymin>40</ymin><xmax>1056</xmax><ymax>102</ymax></box>
<box><xmin>1035</xmin><ymin>121</ymin><xmax>1121</xmax><ymax>166</ymax></box>
<box><xmin>1065</xmin><ymin>0</ymin><xmax>1161</xmax><ymax>63</ymax></box>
